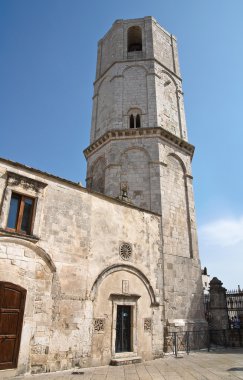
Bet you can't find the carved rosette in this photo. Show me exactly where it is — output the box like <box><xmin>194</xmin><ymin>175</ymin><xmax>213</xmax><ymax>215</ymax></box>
<box><xmin>119</xmin><ymin>243</ymin><xmax>132</xmax><ymax>261</ymax></box>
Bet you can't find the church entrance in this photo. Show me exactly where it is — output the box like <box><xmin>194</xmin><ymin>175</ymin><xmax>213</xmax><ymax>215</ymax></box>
<box><xmin>0</xmin><ymin>282</ymin><xmax>26</xmax><ymax>370</ymax></box>
<box><xmin>115</xmin><ymin>305</ymin><xmax>132</xmax><ymax>352</ymax></box>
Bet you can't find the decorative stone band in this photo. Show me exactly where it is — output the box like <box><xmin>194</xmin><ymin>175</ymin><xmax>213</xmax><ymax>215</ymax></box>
<box><xmin>84</xmin><ymin>127</ymin><xmax>195</xmax><ymax>159</ymax></box>
<box><xmin>7</xmin><ymin>171</ymin><xmax>47</xmax><ymax>194</ymax></box>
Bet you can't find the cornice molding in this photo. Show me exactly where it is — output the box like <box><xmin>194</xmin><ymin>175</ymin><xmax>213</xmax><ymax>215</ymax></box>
<box><xmin>84</xmin><ymin>127</ymin><xmax>195</xmax><ymax>159</ymax></box>
<box><xmin>7</xmin><ymin>171</ymin><xmax>47</xmax><ymax>193</ymax></box>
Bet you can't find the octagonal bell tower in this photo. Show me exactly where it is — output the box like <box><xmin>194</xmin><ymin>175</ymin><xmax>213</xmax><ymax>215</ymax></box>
<box><xmin>84</xmin><ymin>17</ymin><xmax>191</xmax><ymax>211</ymax></box>
<box><xmin>84</xmin><ymin>17</ymin><xmax>206</xmax><ymax>332</ymax></box>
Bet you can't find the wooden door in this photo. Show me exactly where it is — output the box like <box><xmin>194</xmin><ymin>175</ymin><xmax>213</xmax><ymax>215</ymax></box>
<box><xmin>0</xmin><ymin>282</ymin><xmax>26</xmax><ymax>370</ymax></box>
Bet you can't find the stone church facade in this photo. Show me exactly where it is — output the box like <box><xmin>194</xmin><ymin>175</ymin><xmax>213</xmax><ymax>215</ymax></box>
<box><xmin>0</xmin><ymin>17</ymin><xmax>205</xmax><ymax>376</ymax></box>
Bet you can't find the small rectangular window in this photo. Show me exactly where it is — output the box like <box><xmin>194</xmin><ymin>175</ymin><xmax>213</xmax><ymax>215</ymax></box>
<box><xmin>7</xmin><ymin>192</ymin><xmax>35</xmax><ymax>235</ymax></box>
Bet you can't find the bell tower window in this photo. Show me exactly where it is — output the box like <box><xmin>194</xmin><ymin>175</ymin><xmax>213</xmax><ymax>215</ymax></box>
<box><xmin>130</xmin><ymin>115</ymin><xmax>134</xmax><ymax>129</ymax></box>
<box><xmin>136</xmin><ymin>114</ymin><xmax>141</xmax><ymax>128</ymax></box>
<box><xmin>129</xmin><ymin>109</ymin><xmax>141</xmax><ymax>129</ymax></box>
<box><xmin>127</xmin><ymin>26</ymin><xmax>142</xmax><ymax>52</ymax></box>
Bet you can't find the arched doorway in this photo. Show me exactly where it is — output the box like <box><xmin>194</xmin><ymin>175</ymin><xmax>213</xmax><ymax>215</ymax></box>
<box><xmin>0</xmin><ymin>282</ymin><xmax>26</xmax><ymax>370</ymax></box>
<box><xmin>90</xmin><ymin>264</ymin><xmax>158</xmax><ymax>365</ymax></box>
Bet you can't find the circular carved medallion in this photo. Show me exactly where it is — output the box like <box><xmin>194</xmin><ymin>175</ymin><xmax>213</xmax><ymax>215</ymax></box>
<box><xmin>120</xmin><ymin>243</ymin><xmax>132</xmax><ymax>261</ymax></box>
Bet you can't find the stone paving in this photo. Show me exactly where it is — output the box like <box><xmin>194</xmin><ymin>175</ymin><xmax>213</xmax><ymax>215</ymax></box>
<box><xmin>10</xmin><ymin>349</ymin><xmax>243</xmax><ymax>380</ymax></box>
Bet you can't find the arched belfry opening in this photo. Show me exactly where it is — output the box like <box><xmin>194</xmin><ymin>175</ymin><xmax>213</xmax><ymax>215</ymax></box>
<box><xmin>127</xmin><ymin>26</ymin><xmax>142</xmax><ymax>52</ymax></box>
<box><xmin>128</xmin><ymin>109</ymin><xmax>141</xmax><ymax>128</ymax></box>
<box><xmin>130</xmin><ymin>114</ymin><xmax>134</xmax><ymax>129</ymax></box>
<box><xmin>136</xmin><ymin>114</ymin><xmax>141</xmax><ymax>128</ymax></box>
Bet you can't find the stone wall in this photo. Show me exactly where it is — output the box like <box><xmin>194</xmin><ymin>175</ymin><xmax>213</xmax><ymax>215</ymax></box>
<box><xmin>152</xmin><ymin>20</ymin><xmax>180</xmax><ymax>76</ymax></box>
<box><xmin>0</xmin><ymin>159</ymin><xmax>163</xmax><ymax>374</ymax></box>
<box><xmin>85</xmin><ymin>133</ymin><xmax>205</xmax><ymax>331</ymax></box>
<box><xmin>86</xmin><ymin>135</ymin><xmax>192</xmax><ymax>215</ymax></box>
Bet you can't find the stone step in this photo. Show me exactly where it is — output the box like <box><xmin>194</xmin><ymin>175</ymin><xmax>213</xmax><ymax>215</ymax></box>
<box><xmin>110</xmin><ymin>356</ymin><xmax>142</xmax><ymax>366</ymax></box>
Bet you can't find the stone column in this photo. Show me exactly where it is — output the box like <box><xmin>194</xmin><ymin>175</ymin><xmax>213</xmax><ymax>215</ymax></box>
<box><xmin>209</xmin><ymin>277</ymin><xmax>229</xmax><ymax>329</ymax></box>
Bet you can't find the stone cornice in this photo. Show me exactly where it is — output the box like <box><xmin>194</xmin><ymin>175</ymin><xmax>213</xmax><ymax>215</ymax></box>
<box><xmin>83</xmin><ymin>127</ymin><xmax>195</xmax><ymax>159</ymax></box>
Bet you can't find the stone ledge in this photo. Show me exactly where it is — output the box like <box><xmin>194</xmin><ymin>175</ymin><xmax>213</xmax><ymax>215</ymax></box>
<box><xmin>84</xmin><ymin>127</ymin><xmax>194</xmax><ymax>159</ymax></box>
<box><xmin>110</xmin><ymin>356</ymin><xmax>142</xmax><ymax>366</ymax></box>
<box><xmin>0</xmin><ymin>228</ymin><xmax>39</xmax><ymax>243</ymax></box>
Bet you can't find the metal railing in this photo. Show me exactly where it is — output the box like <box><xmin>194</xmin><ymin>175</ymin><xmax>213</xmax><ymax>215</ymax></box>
<box><xmin>164</xmin><ymin>329</ymin><xmax>231</xmax><ymax>357</ymax></box>
<box><xmin>226</xmin><ymin>290</ymin><xmax>243</xmax><ymax>320</ymax></box>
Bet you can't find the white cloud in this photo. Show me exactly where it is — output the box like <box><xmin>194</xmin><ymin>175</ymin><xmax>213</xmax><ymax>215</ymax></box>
<box><xmin>198</xmin><ymin>215</ymin><xmax>243</xmax><ymax>289</ymax></box>
<box><xmin>199</xmin><ymin>216</ymin><xmax>243</xmax><ymax>247</ymax></box>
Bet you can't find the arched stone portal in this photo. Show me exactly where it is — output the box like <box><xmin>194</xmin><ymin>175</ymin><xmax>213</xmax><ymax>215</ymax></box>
<box><xmin>0</xmin><ymin>239</ymin><xmax>55</xmax><ymax>374</ymax></box>
<box><xmin>90</xmin><ymin>265</ymin><xmax>159</xmax><ymax>366</ymax></box>
<box><xmin>0</xmin><ymin>282</ymin><xmax>26</xmax><ymax>370</ymax></box>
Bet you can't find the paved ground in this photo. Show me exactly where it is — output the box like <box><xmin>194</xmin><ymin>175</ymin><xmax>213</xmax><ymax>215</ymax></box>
<box><xmin>10</xmin><ymin>349</ymin><xmax>243</xmax><ymax>380</ymax></box>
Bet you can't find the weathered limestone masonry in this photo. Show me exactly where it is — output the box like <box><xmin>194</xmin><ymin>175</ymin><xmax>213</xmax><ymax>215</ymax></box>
<box><xmin>84</xmin><ymin>17</ymin><xmax>205</xmax><ymax>334</ymax></box>
<box><xmin>0</xmin><ymin>159</ymin><xmax>163</xmax><ymax>375</ymax></box>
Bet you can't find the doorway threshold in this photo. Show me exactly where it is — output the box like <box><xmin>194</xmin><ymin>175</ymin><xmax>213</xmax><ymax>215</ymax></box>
<box><xmin>110</xmin><ymin>356</ymin><xmax>142</xmax><ymax>366</ymax></box>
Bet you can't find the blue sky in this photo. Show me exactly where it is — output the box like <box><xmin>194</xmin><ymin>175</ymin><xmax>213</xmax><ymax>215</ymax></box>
<box><xmin>1</xmin><ymin>0</ymin><xmax>243</xmax><ymax>289</ymax></box>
